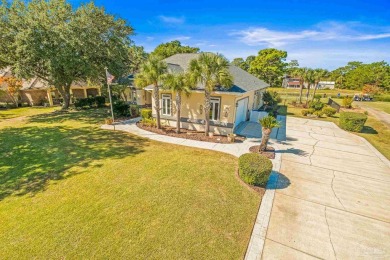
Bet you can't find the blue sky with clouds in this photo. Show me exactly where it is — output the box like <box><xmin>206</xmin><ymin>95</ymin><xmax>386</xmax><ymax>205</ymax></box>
<box><xmin>71</xmin><ymin>0</ymin><xmax>390</xmax><ymax>69</ymax></box>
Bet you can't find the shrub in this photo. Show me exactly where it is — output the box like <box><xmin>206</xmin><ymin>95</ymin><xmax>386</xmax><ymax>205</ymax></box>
<box><xmin>129</xmin><ymin>104</ymin><xmax>139</xmax><ymax>118</ymax></box>
<box><xmin>342</xmin><ymin>96</ymin><xmax>353</xmax><ymax>108</ymax></box>
<box><xmin>113</xmin><ymin>100</ymin><xmax>130</xmax><ymax>117</ymax></box>
<box><xmin>238</xmin><ymin>153</ymin><xmax>273</xmax><ymax>186</ymax></box>
<box><xmin>308</xmin><ymin>108</ymin><xmax>316</xmax><ymax>114</ymax></box>
<box><xmin>313</xmin><ymin>110</ymin><xmax>323</xmax><ymax>118</ymax></box>
<box><xmin>141</xmin><ymin>108</ymin><xmax>152</xmax><ymax>119</ymax></box>
<box><xmin>95</xmin><ymin>96</ymin><xmax>105</xmax><ymax>107</ymax></box>
<box><xmin>74</xmin><ymin>98</ymin><xmax>91</xmax><ymax>108</ymax></box>
<box><xmin>339</xmin><ymin>112</ymin><xmax>367</xmax><ymax>132</ymax></box>
<box><xmin>309</xmin><ymin>98</ymin><xmax>325</xmax><ymax>111</ymax></box>
<box><xmin>141</xmin><ymin>117</ymin><xmax>157</xmax><ymax>127</ymax></box>
<box><xmin>301</xmin><ymin>109</ymin><xmax>310</xmax><ymax>116</ymax></box>
<box><xmin>322</xmin><ymin>107</ymin><xmax>337</xmax><ymax>117</ymax></box>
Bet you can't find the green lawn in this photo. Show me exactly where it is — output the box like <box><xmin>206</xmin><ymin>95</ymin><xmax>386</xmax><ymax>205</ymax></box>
<box><xmin>0</xmin><ymin>108</ymin><xmax>260</xmax><ymax>259</ymax></box>
<box><xmin>0</xmin><ymin>106</ymin><xmax>56</xmax><ymax>120</ymax></box>
<box><xmin>357</xmin><ymin>101</ymin><xmax>390</xmax><ymax>114</ymax></box>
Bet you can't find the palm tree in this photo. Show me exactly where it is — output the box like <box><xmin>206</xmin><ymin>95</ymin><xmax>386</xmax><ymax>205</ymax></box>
<box><xmin>162</xmin><ymin>72</ymin><xmax>193</xmax><ymax>133</ymax></box>
<box><xmin>135</xmin><ymin>56</ymin><xmax>168</xmax><ymax>129</ymax></box>
<box><xmin>188</xmin><ymin>53</ymin><xmax>233</xmax><ymax>136</ymax></box>
<box><xmin>311</xmin><ymin>69</ymin><xmax>329</xmax><ymax>102</ymax></box>
<box><xmin>259</xmin><ymin>115</ymin><xmax>281</xmax><ymax>152</ymax></box>
<box><xmin>304</xmin><ymin>69</ymin><xmax>315</xmax><ymax>106</ymax></box>
<box><xmin>291</xmin><ymin>67</ymin><xmax>308</xmax><ymax>104</ymax></box>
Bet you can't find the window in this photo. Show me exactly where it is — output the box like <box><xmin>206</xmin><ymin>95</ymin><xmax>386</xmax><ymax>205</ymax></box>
<box><xmin>209</xmin><ymin>97</ymin><xmax>220</xmax><ymax>121</ymax></box>
<box><xmin>162</xmin><ymin>94</ymin><xmax>171</xmax><ymax>115</ymax></box>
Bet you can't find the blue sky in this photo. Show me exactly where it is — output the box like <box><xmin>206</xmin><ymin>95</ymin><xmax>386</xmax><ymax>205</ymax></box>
<box><xmin>71</xmin><ymin>0</ymin><xmax>390</xmax><ymax>69</ymax></box>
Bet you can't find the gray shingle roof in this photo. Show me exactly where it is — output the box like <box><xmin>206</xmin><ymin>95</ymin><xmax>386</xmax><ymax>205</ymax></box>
<box><xmin>160</xmin><ymin>53</ymin><xmax>269</xmax><ymax>93</ymax></box>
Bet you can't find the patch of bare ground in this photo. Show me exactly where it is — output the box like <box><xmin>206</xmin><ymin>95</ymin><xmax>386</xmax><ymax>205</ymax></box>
<box><xmin>249</xmin><ymin>145</ymin><xmax>275</xmax><ymax>159</ymax></box>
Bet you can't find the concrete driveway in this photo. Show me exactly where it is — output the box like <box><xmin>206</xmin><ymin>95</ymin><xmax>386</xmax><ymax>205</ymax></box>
<box><xmin>263</xmin><ymin>117</ymin><xmax>390</xmax><ymax>259</ymax></box>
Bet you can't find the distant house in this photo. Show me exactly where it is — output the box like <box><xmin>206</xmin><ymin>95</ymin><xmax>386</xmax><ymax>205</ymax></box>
<box><xmin>282</xmin><ymin>76</ymin><xmax>301</xmax><ymax>89</ymax></box>
<box><xmin>144</xmin><ymin>53</ymin><xmax>269</xmax><ymax>135</ymax></box>
<box><xmin>317</xmin><ymin>81</ymin><xmax>335</xmax><ymax>90</ymax></box>
<box><xmin>0</xmin><ymin>67</ymin><xmax>101</xmax><ymax>106</ymax></box>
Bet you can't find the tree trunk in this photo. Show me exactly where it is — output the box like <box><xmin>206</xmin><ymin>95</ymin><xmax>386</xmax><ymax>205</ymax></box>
<box><xmin>204</xmin><ymin>89</ymin><xmax>211</xmax><ymax>136</ymax></box>
<box><xmin>311</xmin><ymin>81</ymin><xmax>319</xmax><ymax>102</ymax></box>
<box><xmin>58</xmin><ymin>84</ymin><xmax>71</xmax><ymax>110</ymax></box>
<box><xmin>305</xmin><ymin>83</ymin><xmax>311</xmax><ymax>106</ymax></box>
<box><xmin>259</xmin><ymin>127</ymin><xmax>272</xmax><ymax>152</ymax></box>
<box><xmin>299</xmin><ymin>80</ymin><xmax>303</xmax><ymax>104</ymax></box>
<box><xmin>176</xmin><ymin>91</ymin><xmax>181</xmax><ymax>134</ymax></box>
<box><xmin>153</xmin><ymin>84</ymin><xmax>161</xmax><ymax>129</ymax></box>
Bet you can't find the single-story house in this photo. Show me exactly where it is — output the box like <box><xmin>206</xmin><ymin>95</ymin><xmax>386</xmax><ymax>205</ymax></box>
<box><xmin>144</xmin><ymin>53</ymin><xmax>269</xmax><ymax>135</ymax></box>
<box><xmin>317</xmin><ymin>81</ymin><xmax>335</xmax><ymax>89</ymax></box>
<box><xmin>0</xmin><ymin>67</ymin><xmax>101</xmax><ymax>106</ymax></box>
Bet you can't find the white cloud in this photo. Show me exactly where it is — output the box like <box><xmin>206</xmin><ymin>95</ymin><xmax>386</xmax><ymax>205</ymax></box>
<box><xmin>233</xmin><ymin>22</ymin><xmax>390</xmax><ymax>47</ymax></box>
<box><xmin>158</xmin><ymin>15</ymin><xmax>185</xmax><ymax>24</ymax></box>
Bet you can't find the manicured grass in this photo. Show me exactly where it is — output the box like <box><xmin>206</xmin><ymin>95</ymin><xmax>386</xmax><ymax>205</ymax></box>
<box><xmin>357</xmin><ymin>101</ymin><xmax>390</xmax><ymax>114</ymax></box>
<box><xmin>0</xmin><ymin>108</ymin><xmax>260</xmax><ymax>259</ymax></box>
<box><xmin>268</xmin><ymin>87</ymin><xmax>358</xmax><ymax>96</ymax></box>
<box><xmin>0</xmin><ymin>106</ymin><xmax>56</xmax><ymax>120</ymax></box>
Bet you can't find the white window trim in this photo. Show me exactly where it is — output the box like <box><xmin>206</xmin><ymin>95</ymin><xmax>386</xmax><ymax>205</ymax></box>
<box><xmin>210</xmin><ymin>97</ymin><xmax>221</xmax><ymax>121</ymax></box>
<box><xmin>161</xmin><ymin>94</ymin><xmax>172</xmax><ymax>116</ymax></box>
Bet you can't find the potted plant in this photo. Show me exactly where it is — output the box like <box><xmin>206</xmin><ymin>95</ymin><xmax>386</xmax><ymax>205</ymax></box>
<box><xmin>259</xmin><ymin>115</ymin><xmax>281</xmax><ymax>151</ymax></box>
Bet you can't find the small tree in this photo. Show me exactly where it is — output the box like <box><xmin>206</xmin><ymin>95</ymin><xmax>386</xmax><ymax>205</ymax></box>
<box><xmin>259</xmin><ymin>115</ymin><xmax>281</xmax><ymax>152</ymax></box>
<box><xmin>0</xmin><ymin>76</ymin><xmax>22</xmax><ymax>107</ymax></box>
<box><xmin>162</xmin><ymin>73</ymin><xmax>193</xmax><ymax>133</ymax></box>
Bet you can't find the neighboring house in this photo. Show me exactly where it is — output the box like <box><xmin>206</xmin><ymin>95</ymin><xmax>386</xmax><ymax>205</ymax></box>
<box><xmin>282</xmin><ymin>76</ymin><xmax>301</xmax><ymax>89</ymax></box>
<box><xmin>317</xmin><ymin>81</ymin><xmax>335</xmax><ymax>89</ymax></box>
<box><xmin>145</xmin><ymin>53</ymin><xmax>269</xmax><ymax>135</ymax></box>
<box><xmin>0</xmin><ymin>67</ymin><xmax>101</xmax><ymax>106</ymax></box>
<box><xmin>119</xmin><ymin>75</ymin><xmax>152</xmax><ymax>107</ymax></box>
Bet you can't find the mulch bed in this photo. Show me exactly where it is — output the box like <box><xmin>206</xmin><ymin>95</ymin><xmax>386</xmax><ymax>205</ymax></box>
<box><xmin>137</xmin><ymin>122</ymin><xmax>245</xmax><ymax>144</ymax></box>
<box><xmin>249</xmin><ymin>145</ymin><xmax>275</xmax><ymax>159</ymax></box>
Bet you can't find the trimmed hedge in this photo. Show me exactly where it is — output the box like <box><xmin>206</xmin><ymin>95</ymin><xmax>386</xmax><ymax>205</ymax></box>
<box><xmin>339</xmin><ymin>112</ymin><xmax>367</xmax><ymax>132</ymax></box>
<box><xmin>322</xmin><ymin>107</ymin><xmax>336</xmax><ymax>117</ymax></box>
<box><xmin>238</xmin><ymin>153</ymin><xmax>273</xmax><ymax>186</ymax></box>
<box><xmin>113</xmin><ymin>100</ymin><xmax>130</xmax><ymax>117</ymax></box>
<box><xmin>74</xmin><ymin>96</ymin><xmax>105</xmax><ymax>109</ymax></box>
<box><xmin>141</xmin><ymin>109</ymin><xmax>152</xmax><ymax>119</ymax></box>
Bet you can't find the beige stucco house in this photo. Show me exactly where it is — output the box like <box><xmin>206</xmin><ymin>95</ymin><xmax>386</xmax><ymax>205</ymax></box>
<box><xmin>144</xmin><ymin>53</ymin><xmax>269</xmax><ymax>135</ymax></box>
<box><xmin>0</xmin><ymin>67</ymin><xmax>101</xmax><ymax>106</ymax></box>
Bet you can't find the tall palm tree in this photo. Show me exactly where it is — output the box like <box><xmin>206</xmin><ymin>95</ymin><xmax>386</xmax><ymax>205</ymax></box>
<box><xmin>304</xmin><ymin>69</ymin><xmax>315</xmax><ymax>106</ymax></box>
<box><xmin>162</xmin><ymin>72</ymin><xmax>193</xmax><ymax>133</ymax></box>
<box><xmin>135</xmin><ymin>56</ymin><xmax>167</xmax><ymax>129</ymax></box>
<box><xmin>259</xmin><ymin>115</ymin><xmax>281</xmax><ymax>152</ymax></box>
<box><xmin>291</xmin><ymin>67</ymin><xmax>308</xmax><ymax>104</ymax></box>
<box><xmin>188</xmin><ymin>53</ymin><xmax>233</xmax><ymax>136</ymax></box>
<box><xmin>311</xmin><ymin>69</ymin><xmax>329</xmax><ymax>102</ymax></box>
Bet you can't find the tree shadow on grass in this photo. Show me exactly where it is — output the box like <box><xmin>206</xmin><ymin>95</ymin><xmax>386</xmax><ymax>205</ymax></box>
<box><xmin>0</xmin><ymin>124</ymin><xmax>148</xmax><ymax>200</ymax></box>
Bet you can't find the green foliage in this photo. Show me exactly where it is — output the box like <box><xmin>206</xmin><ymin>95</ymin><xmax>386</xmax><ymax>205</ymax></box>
<box><xmin>308</xmin><ymin>99</ymin><xmax>325</xmax><ymax>111</ymax></box>
<box><xmin>343</xmin><ymin>96</ymin><xmax>354</xmax><ymax>108</ymax></box>
<box><xmin>0</xmin><ymin>0</ymin><xmax>134</xmax><ymax>109</ymax></box>
<box><xmin>141</xmin><ymin>117</ymin><xmax>157</xmax><ymax>127</ymax></box>
<box><xmin>249</xmin><ymin>48</ymin><xmax>288</xmax><ymax>87</ymax></box>
<box><xmin>322</xmin><ymin>107</ymin><xmax>337</xmax><ymax>117</ymax></box>
<box><xmin>238</xmin><ymin>153</ymin><xmax>273</xmax><ymax>186</ymax></box>
<box><xmin>262</xmin><ymin>91</ymin><xmax>281</xmax><ymax>108</ymax></box>
<box><xmin>150</xmin><ymin>40</ymin><xmax>199</xmax><ymax>59</ymax></box>
<box><xmin>259</xmin><ymin>115</ymin><xmax>281</xmax><ymax>129</ymax></box>
<box><xmin>74</xmin><ymin>96</ymin><xmax>105</xmax><ymax>109</ymax></box>
<box><xmin>140</xmin><ymin>108</ymin><xmax>152</xmax><ymax>119</ymax></box>
<box><xmin>231</xmin><ymin>58</ymin><xmax>249</xmax><ymax>71</ymax></box>
<box><xmin>374</xmin><ymin>94</ymin><xmax>390</xmax><ymax>102</ymax></box>
<box><xmin>129</xmin><ymin>104</ymin><xmax>139</xmax><ymax>117</ymax></box>
<box><xmin>308</xmin><ymin>108</ymin><xmax>316</xmax><ymax>114</ymax></box>
<box><xmin>113</xmin><ymin>100</ymin><xmax>130</xmax><ymax>117</ymax></box>
<box><xmin>339</xmin><ymin>112</ymin><xmax>367</xmax><ymax>132</ymax></box>
<box><xmin>301</xmin><ymin>109</ymin><xmax>310</xmax><ymax>116</ymax></box>
<box><xmin>313</xmin><ymin>110</ymin><xmax>324</xmax><ymax>118</ymax></box>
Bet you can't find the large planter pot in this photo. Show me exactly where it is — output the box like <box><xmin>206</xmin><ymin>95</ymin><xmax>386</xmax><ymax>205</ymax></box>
<box><xmin>227</xmin><ymin>134</ymin><xmax>236</xmax><ymax>143</ymax></box>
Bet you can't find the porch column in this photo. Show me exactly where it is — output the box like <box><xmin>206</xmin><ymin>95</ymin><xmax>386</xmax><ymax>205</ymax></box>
<box><xmin>83</xmin><ymin>88</ymin><xmax>88</xmax><ymax>98</ymax></box>
<box><xmin>98</xmin><ymin>87</ymin><xmax>102</xmax><ymax>96</ymax></box>
<box><xmin>47</xmin><ymin>90</ymin><xmax>53</xmax><ymax>106</ymax></box>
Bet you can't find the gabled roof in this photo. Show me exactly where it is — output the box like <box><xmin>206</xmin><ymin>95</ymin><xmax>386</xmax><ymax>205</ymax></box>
<box><xmin>148</xmin><ymin>53</ymin><xmax>269</xmax><ymax>93</ymax></box>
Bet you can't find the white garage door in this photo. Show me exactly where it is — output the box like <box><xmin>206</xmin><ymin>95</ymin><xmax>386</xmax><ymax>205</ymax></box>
<box><xmin>234</xmin><ymin>98</ymin><xmax>248</xmax><ymax>128</ymax></box>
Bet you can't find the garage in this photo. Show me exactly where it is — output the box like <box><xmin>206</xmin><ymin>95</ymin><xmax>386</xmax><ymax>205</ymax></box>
<box><xmin>234</xmin><ymin>97</ymin><xmax>248</xmax><ymax>128</ymax></box>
